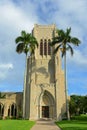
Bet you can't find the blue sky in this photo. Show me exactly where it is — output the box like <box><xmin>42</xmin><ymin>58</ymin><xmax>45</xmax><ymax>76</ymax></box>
<box><xmin>0</xmin><ymin>0</ymin><xmax>87</xmax><ymax>95</ymax></box>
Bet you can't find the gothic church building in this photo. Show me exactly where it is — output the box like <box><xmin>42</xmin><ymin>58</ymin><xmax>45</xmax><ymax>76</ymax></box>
<box><xmin>24</xmin><ymin>24</ymin><xmax>66</xmax><ymax>120</ymax></box>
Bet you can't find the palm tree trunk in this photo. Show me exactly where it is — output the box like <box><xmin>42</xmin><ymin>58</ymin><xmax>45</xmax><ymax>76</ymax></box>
<box><xmin>64</xmin><ymin>52</ymin><xmax>70</xmax><ymax>120</ymax></box>
<box><xmin>23</xmin><ymin>55</ymin><xmax>28</xmax><ymax>119</ymax></box>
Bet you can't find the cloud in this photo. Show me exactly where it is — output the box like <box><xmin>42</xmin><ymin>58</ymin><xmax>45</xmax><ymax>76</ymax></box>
<box><xmin>67</xmin><ymin>49</ymin><xmax>87</xmax><ymax>67</ymax></box>
<box><xmin>0</xmin><ymin>0</ymin><xmax>87</xmax><ymax>95</ymax></box>
<box><xmin>0</xmin><ymin>63</ymin><xmax>13</xmax><ymax>79</ymax></box>
<box><xmin>0</xmin><ymin>0</ymin><xmax>39</xmax><ymax>87</ymax></box>
<box><xmin>0</xmin><ymin>0</ymin><xmax>38</xmax><ymax>33</ymax></box>
<box><xmin>45</xmin><ymin>0</ymin><xmax>87</xmax><ymax>39</ymax></box>
<box><xmin>0</xmin><ymin>0</ymin><xmax>39</xmax><ymax>59</ymax></box>
<box><xmin>0</xmin><ymin>63</ymin><xmax>13</xmax><ymax>69</ymax></box>
<box><xmin>0</xmin><ymin>0</ymin><xmax>39</xmax><ymax>61</ymax></box>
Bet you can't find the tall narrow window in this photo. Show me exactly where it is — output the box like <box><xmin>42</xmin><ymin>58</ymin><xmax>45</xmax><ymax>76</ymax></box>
<box><xmin>44</xmin><ymin>39</ymin><xmax>47</xmax><ymax>55</ymax></box>
<box><xmin>48</xmin><ymin>39</ymin><xmax>51</xmax><ymax>55</ymax></box>
<box><xmin>40</xmin><ymin>39</ymin><xmax>43</xmax><ymax>55</ymax></box>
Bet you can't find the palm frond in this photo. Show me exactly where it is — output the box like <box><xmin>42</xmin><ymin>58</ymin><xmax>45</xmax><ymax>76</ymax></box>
<box><xmin>66</xmin><ymin>27</ymin><xmax>71</xmax><ymax>37</ymax></box>
<box><xmin>16</xmin><ymin>43</ymin><xmax>24</xmax><ymax>54</ymax></box>
<box><xmin>30</xmin><ymin>36</ymin><xmax>38</xmax><ymax>48</ymax></box>
<box><xmin>21</xmin><ymin>30</ymin><xmax>26</xmax><ymax>38</ymax></box>
<box><xmin>15</xmin><ymin>37</ymin><xmax>24</xmax><ymax>43</ymax></box>
<box><xmin>70</xmin><ymin>37</ymin><xmax>81</xmax><ymax>46</ymax></box>
<box><xmin>67</xmin><ymin>44</ymin><xmax>74</xmax><ymax>56</ymax></box>
<box><xmin>57</xmin><ymin>29</ymin><xmax>65</xmax><ymax>38</ymax></box>
<box><xmin>50</xmin><ymin>37</ymin><xmax>63</xmax><ymax>46</ymax></box>
<box><xmin>53</xmin><ymin>44</ymin><xmax>62</xmax><ymax>54</ymax></box>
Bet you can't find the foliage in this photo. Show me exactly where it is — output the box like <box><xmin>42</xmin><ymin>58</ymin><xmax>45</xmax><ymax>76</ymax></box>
<box><xmin>15</xmin><ymin>30</ymin><xmax>38</xmax><ymax>56</ymax></box>
<box><xmin>0</xmin><ymin>120</ymin><xmax>35</xmax><ymax>130</ymax></box>
<box><xmin>50</xmin><ymin>27</ymin><xmax>81</xmax><ymax>57</ymax></box>
<box><xmin>69</xmin><ymin>95</ymin><xmax>87</xmax><ymax>116</ymax></box>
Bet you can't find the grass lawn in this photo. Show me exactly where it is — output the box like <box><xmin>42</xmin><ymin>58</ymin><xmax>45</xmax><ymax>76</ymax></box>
<box><xmin>56</xmin><ymin>120</ymin><xmax>87</xmax><ymax>130</ymax></box>
<box><xmin>56</xmin><ymin>115</ymin><xmax>87</xmax><ymax>130</ymax></box>
<box><xmin>0</xmin><ymin>120</ymin><xmax>35</xmax><ymax>130</ymax></box>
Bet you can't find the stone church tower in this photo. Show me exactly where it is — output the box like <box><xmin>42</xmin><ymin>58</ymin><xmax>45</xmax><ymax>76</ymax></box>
<box><xmin>24</xmin><ymin>24</ymin><xmax>66</xmax><ymax>120</ymax></box>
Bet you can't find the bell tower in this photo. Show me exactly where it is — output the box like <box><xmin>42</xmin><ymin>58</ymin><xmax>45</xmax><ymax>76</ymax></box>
<box><xmin>24</xmin><ymin>24</ymin><xmax>66</xmax><ymax>120</ymax></box>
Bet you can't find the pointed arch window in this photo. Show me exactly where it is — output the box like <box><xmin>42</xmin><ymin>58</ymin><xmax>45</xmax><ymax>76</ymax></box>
<box><xmin>40</xmin><ymin>39</ymin><xmax>43</xmax><ymax>55</ymax></box>
<box><xmin>40</xmin><ymin>38</ymin><xmax>52</xmax><ymax>56</ymax></box>
<box><xmin>44</xmin><ymin>39</ymin><xmax>47</xmax><ymax>55</ymax></box>
<box><xmin>48</xmin><ymin>39</ymin><xmax>51</xmax><ymax>55</ymax></box>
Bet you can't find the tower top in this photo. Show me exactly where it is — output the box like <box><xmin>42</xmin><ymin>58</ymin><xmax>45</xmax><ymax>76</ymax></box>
<box><xmin>34</xmin><ymin>24</ymin><xmax>56</xmax><ymax>29</ymax></box>
<box><xmin>32</xmin><ymin>24</ymin><xmax>57</xmax><ymax>59</ymax></box>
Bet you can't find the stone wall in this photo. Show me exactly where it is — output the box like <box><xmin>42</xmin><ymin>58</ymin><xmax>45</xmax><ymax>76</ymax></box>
<box><xmin>0</xmin><ymin>92</ymin><xmax>23</xmax><ymax>119</ymax></box>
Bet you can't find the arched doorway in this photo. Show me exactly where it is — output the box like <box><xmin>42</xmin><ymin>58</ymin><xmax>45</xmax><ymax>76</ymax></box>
<box><xmin>42</xmin><ymin>106</ymin><xmax>49</xmax><ymax>118</ymax></box>
<box><xmin>38</xmin><ymin>90</ymin><xmax>55</xmax><ymax>119</ymax></box>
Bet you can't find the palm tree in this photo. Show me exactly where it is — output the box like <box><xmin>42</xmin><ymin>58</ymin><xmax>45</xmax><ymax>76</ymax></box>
<box><xmin>51</xmin><ymin>27</ymin><xmax>81</xmax><ymax>120</ymax></box>
<box><xmin>15</xmin><ymin>30</ymin><xmax>38</xmax><ymax>56</ymax></box>
<box><xmin>15</xmin><ymin>30</ymin><xmax>38</xmax><ymax>118</ymax></box>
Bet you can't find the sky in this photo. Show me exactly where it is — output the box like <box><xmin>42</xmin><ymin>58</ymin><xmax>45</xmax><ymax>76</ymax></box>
<box><xmin>0</xmin><ymin>0</ymin><xmax>87</xmax><ymax>95</ymax></box>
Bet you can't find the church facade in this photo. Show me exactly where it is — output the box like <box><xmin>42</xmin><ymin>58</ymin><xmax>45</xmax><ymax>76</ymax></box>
<box><xmin>24</xmin><ymin>24</ymin><xmax>66</xmax><ymax>120</ymax></box>
<box><xmin>0</xmin><ymin>24</ymin><xmax>66</xmax><ymax>120</ymax></box>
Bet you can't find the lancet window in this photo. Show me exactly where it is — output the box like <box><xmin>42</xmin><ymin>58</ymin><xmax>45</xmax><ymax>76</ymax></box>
<box><xmin>44</xmin><ymin>39</ymin><xmax>47</xmax><ymax>55</ymax></box>
<box><xmin>40</xmin><ymin>39</ymin><xmax>51</xmax><ymax>56</ymax></box>
<box><xmin>40</xmin><ymin>39</ymin><xmax>43</xmax><ymax>55</ymax></box>
<box><xmin>48</xmin><ymin>39</ymin><xmax>51</xmax><ymax>55</ymax></box>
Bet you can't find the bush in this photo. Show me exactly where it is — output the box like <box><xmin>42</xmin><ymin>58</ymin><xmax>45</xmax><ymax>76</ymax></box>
<box><xmin>71</xmin><ymin>114</ymin><xmax>87</xmax><ymax>121</ymax></box>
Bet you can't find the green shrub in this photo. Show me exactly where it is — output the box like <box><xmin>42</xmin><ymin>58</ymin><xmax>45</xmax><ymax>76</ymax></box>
<box><xmin>71</xmin><ymin>114</ymin><xmax>87</xmax><ymax>121</ymax></box>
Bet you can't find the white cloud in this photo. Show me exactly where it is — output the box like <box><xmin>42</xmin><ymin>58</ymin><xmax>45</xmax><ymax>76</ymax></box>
<box><xmin>0</xmin><ymin>0</ymin><xmax>87</xmax><ymax>94</ymax></box>
<box><xmin>0</xmin><ymin>0</ymin><xmax>39</xmax><ymax>91</ymax></box>
<box><xmin>67</xmin><ymin>49</ymin><xmax>87</xmax><ymax>67</ymax></box>
<box><xmin>48</xmin><ymin>0</ymin><xmax>87</xmax><ymax>39</ymax></box>
<box><xmin>0</xmin><ymin>0</ymin><xmax>38</xmax><ymax>33</ymax></box>
<box><xmin>0</xmin><ymin>0</ymin><xmax>39</xmax><ymax>63</ymax></box>
<box><xmin>0</xmin><ymin>63</ymin><xmax>13</xmax><ymax>80</ymax></box>
<box><xmin>0</xmin><ymin>63</ymin><xmax>13</xmax><ymax>69</ymax></box>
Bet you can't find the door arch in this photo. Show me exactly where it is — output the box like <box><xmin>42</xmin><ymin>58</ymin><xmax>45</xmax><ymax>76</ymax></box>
<box><xmin>38</xmin><ymin>90</ymin><xmax>55</xmax><ymax>118</ymax></box>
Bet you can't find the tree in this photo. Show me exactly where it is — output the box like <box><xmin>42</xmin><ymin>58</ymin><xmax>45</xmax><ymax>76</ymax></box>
<box><xmin>69</xmin><ymin>96</ymin><xmax>77</xmax><ymax>117</ymax></box>
<box><xmin>15</xmin><ymin>30</ymin><xmax>38</xmax><ymax>56</ymax></box>
<box><xmin>51</xmin><ymin>27</ymin><xmax>81</xmax><ymax>120</ymax></box>
<box><xmin>69</xmin><ymin>95</ymin><xmax>87</xmax><ymax>116</ymax></box>
<box><xmin>15</xmin><ymin>30</ymin><xmax>38</xmax><ymax>118</ymax></box>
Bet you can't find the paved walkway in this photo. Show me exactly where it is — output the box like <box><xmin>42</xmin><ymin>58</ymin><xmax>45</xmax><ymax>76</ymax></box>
<box><xmin>31</xmin><ymin>118</ymin><xmax>61</xmax><ymax>130</ymax></box>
